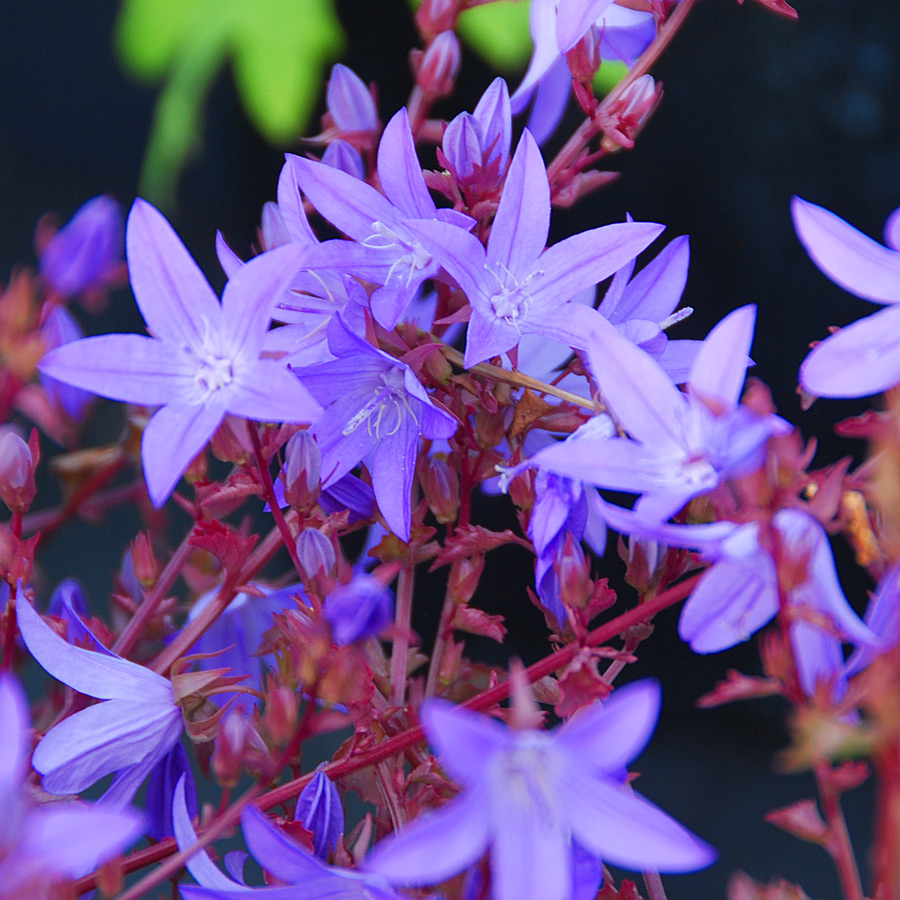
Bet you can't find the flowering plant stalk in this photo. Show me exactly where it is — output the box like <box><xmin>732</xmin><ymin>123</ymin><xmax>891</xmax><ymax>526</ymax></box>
<box><xmin>4</xmin><ymin>1</ymin><xmax>900</xmax><ymax>900</ymax></box>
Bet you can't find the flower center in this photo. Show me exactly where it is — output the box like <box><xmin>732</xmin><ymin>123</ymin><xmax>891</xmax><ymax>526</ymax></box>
<box><xmin>195</xmin><ymin>356</ymin><xmax>234</xmax><ymax>396</ymax></box>
<box><xmin>489</xmin><ymin>284</ymin><xmax>528</xmax><ymax>325</ymax></box>
<box><xmin>342</xmin><ymin>367</ymin><xmax>416</xmax><ymax>440</ymax></box>
<box><xmin>367</xmin><ymin>221</ymin><xmax>432</xmax><ymax>285</ymax></box>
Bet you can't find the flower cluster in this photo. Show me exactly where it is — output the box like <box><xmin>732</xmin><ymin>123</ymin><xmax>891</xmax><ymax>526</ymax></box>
<box><xmin>1</xmin><ymin>2</ymin><xmax>899</xmax><ymax>900</ymax></box>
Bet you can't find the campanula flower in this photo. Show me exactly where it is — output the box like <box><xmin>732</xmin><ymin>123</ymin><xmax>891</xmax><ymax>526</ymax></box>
<box><xmin>0</xmin><ymin>672</ymin><xmax>143</xmax><ymax>898</ymax></box>
<box><xmin>529</xmin><ymin>305</ymin><xmax>789</xmax><ymax>522</ymax></box>
<box><xmin>17</xmin><ymin>596</ymin><xmax>183</xmax><ymax>808</ymax></box>
<box><xmin>292</xmin><ymin>317</ymin><xmax>458</xmax><ymax>540</ymax></box>
<box><xmin>408</xmin><ymin>129</ymin><xmax>664</xmax><ymax>368</ymax></box>
<box><xmin>793</xmin><ymin>196</ymin><xmax>900</xmax><ymax>397</ymax></box>
<box><xmin>288</xmin><ymin>108</ymin><xmax>474</xmax><ymax>329</ymax></box>
<box><xmin>38</xmin><ymin>199</ymin><xmax>322</xmax><ymax>506</ymax></box>
<box><xmin>366</xmin><ymin>680</ymin><xmax>715</xmax><ymax>900</ymax></box>
<box><xmin>599</xmin><ymin>502</ymin><xmax>883</xmax><ymax>695</ymax></box>
<box><xmin>511</xmin><ymin>0</ymin><xmax>657</xmax><ymax>143</ymax></box>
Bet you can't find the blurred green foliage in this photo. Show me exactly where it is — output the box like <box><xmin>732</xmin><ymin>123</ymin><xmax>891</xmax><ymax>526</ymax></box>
<box><xmin>116</xmin><ymin>0</ymin><xmax>628</xmax><ymax>207</ymax></box>
<box><xmin>115</xmin><ymin>0</ymin><xmax>345</xmax><ymax>208</ymax></box>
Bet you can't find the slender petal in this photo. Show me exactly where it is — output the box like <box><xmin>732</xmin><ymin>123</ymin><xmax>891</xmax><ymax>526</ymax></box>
<box><xmin>556</xmin><ymin>679</ymin><xmax>661</xmax><ymax>773</ymax></box>
<box><xmin>38</xmin><ymin>335</ymin><xmax>194</xmax><ymax>405</ymax></box>
<box><xmin>377</xmin><ymin>109</ymin><xmax>435</xmax><ymax>219</ymax></box>
<box><xmin>33</xmin><ymin>698</ymin><xmax>180</xmax><ymax>795</ymax></box>
<box><xmin>141</xmin><ymin>399</ymin><xmax>228</xmax><ymax>507</ymax></box>
<box><xmin>18</xmin><ymin>805</ymin><xmax>143</xmax><ymax>876</ymax></box>
<box><xmin>16</xmin><ymin>598</ymin><xmax>171</xmax><ymax>700</ymax></box>
<box><xmin>488</xmin><ymin>130</ymin><xmax>550</xmax><ymax>277</ymax></box>
<box><xmin>792</xmin><ymin>196</ymin><xmax>900</xmax><ymax>304</ymax></box>
<box><xmin>126</xmin><ymin>198</ymin><xmax>222</xmax><ymax>347</ymax></box>
<box><xmin>563</xmin><ymin>777</ymin><xmax>716</xmax><ymax>872</ymax></box>
<box><xmin>420</xmin><ymin>700</ymin><xmax>511</xmax><ymax>787</ymax></box>
<box><xmin>365</xmin><ymin>790</ymin><xmax>491</xmax><ymax>885</ymax></box>
<box><xmin>688</xmin><ymin>305</ymin><xmax>756</xmax><ymax>409</ymax></box>
<box><xmin>800</xmin><ymin>304</ymin><xmax>900</xmax><ymax>398</ymax></box>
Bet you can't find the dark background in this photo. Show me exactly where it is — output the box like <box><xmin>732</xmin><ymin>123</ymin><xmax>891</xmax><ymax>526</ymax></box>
<box><xmin>2</xmin><ymin>0</ymin><xmax>898</xmax><ymax>896</ymax></box>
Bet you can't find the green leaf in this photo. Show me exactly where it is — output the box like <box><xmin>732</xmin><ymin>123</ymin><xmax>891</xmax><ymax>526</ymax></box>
<box><xmin>229</xmin><ymin>0</ymin><xmax>345</xmax><ymax>144</ymax></box>
<box><xmin>115</xmin><ymin>0</ymin><xmax>214</xmax><ymax>82</ymax></box>
<box><xmin>113</xmin><ymin>0</ymin><xmax>346</xmax><ymax>207</ymax></box>
<box><xmin>456</xmin><ymin>1</ymin><xmax>532</xmax><ymax>73</ymax></box>
<box><xmin>594</xmin><ymin>60</ymin><xmax>628</xmax><ymax>96</ymax></box>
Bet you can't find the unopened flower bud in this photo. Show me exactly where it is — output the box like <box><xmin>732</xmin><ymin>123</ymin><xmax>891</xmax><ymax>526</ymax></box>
<box><xmin>296</xmin><ymin>769</ymin><xmax>344</xmax><ymax>859</ymax></box>
<box><xmin>619</xmin><ymin>533</ymin><xmax>663</xmax><ymax>592</ymax></box>
<box><xmin>284</xmin><ymin>431</ymin><xmax>321</xmax><ymax>510</ymax></box>
<box><xmin>556</xmin><ymin>534</ymin><xmax>592</xmax><ymax>610</ymax></box>
<box><xmin>296</xmin><ymin>527</ymin><xmax>335</xmax><ymax>580</ymax></box>
<box><xmin>130</xmin><ymin>532</ymin><xmax>159</xmax><ymax>587</ymax></box>
<box><xmin>0</xmin><ymin>431</ymin><xmax>35</xmax><ymax>512</ymax></box>
<box><xmin>213</xmin><ymin>712</ymin><xmax>258</xmax><ymax>788</ymax></box>
<box><xmin>38</xmin><ymin>195</ymin><xmax>123</xmax><ymax>298</ymax></box>
<box><xmin>415</xmin><ymin>0</ymin><xmax>458</xmax><ymax>39</ymax></box>
<box><xmin>263</xmin><ymin>684</ymin><xmax>299</xmax><ymax>745</ymax></box>
<box><xmin>322</xmin><ymin>139</ymin><xmax>365</xmax><ymax>180</ymax></box>
<box><xmin>413</xmin><ymin>31</ymin><xmax>460</xmax><ymax>98</ymax></box>
<box><xmin>323</xmin><ymin>574</ymin><xmax>393</xmax><ymax>646</ymax></box>
<box><xmin>423</xmin><ymin>456</ymin><xmax>459</xmax><ymax>524</ymax></box>
<box><xmin>442</xmin><ymin>112</ymin><xmax>482</xmax><ymax>184</ymax></box>
<box><xmin>601</xmin><ymin>75</ymin><xmax>661</xmax><ymax>152</ymax></box>
<box><xmin>565</xmin><ymin>25</ymin><xmax>602</xmax><ymax>84</ymax></box>
<box><xmin>326</xmin><ymin>64</ymin><xmax>378</xmax><ymax>134</ymax></box>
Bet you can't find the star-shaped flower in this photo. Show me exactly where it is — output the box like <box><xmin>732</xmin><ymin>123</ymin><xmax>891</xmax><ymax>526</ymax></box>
<box><xmin>408</xmin><ymin>129</ymin><xmax>664</xmax><ymax>368</ymax></box>
<box><xmin>292</xmin><ymin>317</ymin><xmax>458</xmax><ymax>540</ymax></box>
<box><xmin>287</xmin><ymin>108</ymin><xmax>473</xmax><ymax>329</ymax></box>
<box><xmin>528</xmin><ymin>305</ymin><xmax>789</xmax><ymax>522</ymax></box>
<box><xmin>793</xmin><ymin>196</ymin><xmax>900</xmax><ymax>397</ymax></box>
<box><xmin>38</xmin><ymin>199</ymin><xmax>322</xmax><ymax>506</ymax></box>
<box><xmin>366</xmin><ymin>680</ymin><xmax>714</xmax><ymax>900</ymax></box>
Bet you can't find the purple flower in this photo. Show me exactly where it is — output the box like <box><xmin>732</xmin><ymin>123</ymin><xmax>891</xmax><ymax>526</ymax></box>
<box><xmin>845</xmin><ymin>561</ymin><xmax>900</xmax><ymax>678</ymax></box>
<box><xmin>597</xmin><ymin>232</ymin><xmax>699</xmax><ymax>382</ymax></box>
<box><xmin>295</xmin><ymin>769</ymin><xmax>344</xmax><ymax>858</ymax></box>
<box><xmin>17</xmin><ymin>596</ymin><xmax>183</xmax><ymax>808</ymax></box>
<box><xmin>408</xmin><ymin>129</ymin><xmax>664</xmax><ymax>368</ymax></box>
<box><xmin>172</xmin><ymin>775</ymin><xmax>401</xmax><ymax>899</ymax></box>
<box><xmin>511</xmin><ymin>0</ymin><xmax>656</xmax><ymax>143</ymax></box>
<box><xmin>366</xmin><ymin>680</ymin><xmax>714</xmax><ymax>900</ymax></box>
<box><xmin>792</xmin><ymin>196</ymin><xmax>900</xmax><ymax>398</ymax></box>
<box><xmin>529</xmin><ymin>455</ymin><xmax>608</xmax><ymax>623</ymax></box>
<box><xmin>599</xmin><ymin>502</ymin><xmax>883</xmax><ymax>694</ymax></box>
<box><xmin>293</xmin><ymin>317</ymin><xmax>458</xmax><ymax>540</ymax></box>
<box><xmin>528</xmin><ymin>305</ymin><xmax>789</xmax><ymax>522</ymax></box>
<box><xmin>288</xmin><ymin>108</ymin><xmax>474</xmax><ymax>329</ymax></box>
<box><xmin>323</xmin><ymin>573</ymin><xmax>394</xmax><ymax>646</ymax></box>
<box><xmin>38</xmin><ymin>198</ymin><xmax>322</xmax><ymax>506</ymax></box>
<box><xmin>39</xmin><ymin>195</ymin><xmax>123</xmax><ymax>297</ymax></box>
<box><xmin>0</xmin><ymin>672</ymin><xmax>143</xmax><ymax>895</ymax></box>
